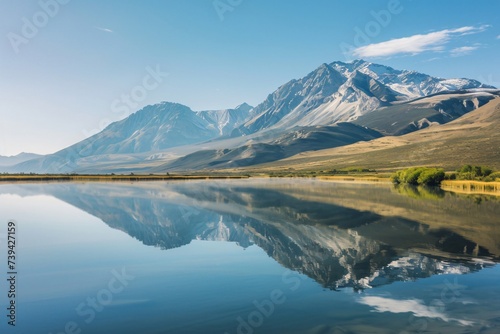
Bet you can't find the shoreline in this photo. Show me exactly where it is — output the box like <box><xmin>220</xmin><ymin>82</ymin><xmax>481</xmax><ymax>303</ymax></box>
<box><xmin>316</xmin><ymin>175</ymin><xmax>391</xmax><ymax>183</ymax></box>
<box><xmin>0</xmin><ymin>174</ymin><xmax>249</xmax><ymax>183</ymax></box>
<box><xmin>0</xmin><ymin>174</ymin><xmax>498</xmax><ymax>195</ymax></box>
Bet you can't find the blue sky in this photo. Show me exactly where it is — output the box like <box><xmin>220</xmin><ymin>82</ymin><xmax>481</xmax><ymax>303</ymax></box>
<box><xmin>0</xmin><ymin>0</ymin><xmax>499</xmax><ymax>156</ymax></box>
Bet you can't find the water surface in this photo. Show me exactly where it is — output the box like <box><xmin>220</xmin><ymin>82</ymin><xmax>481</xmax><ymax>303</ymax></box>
<box><xmin>0</xmin><ymin>179</ymin><xmax>499</xmax><ymax>333</ymax></box>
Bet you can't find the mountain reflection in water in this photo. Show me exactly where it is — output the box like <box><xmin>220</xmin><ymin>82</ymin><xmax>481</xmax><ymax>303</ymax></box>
<box><xmin>3</xmin><ymin>179</ymin><xmax>498</xmax><ymax>291</ymax></box>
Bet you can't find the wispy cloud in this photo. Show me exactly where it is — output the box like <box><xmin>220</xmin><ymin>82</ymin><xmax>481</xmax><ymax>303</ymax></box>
<box><xmin>450</xmin><ymin>46</ymin><xmax>479</xmax><ymax>57</ymax></box>
<box><xmin>359</xmin><ymin>296</ymin><xmax>474</xmax><ymax>326</ymax></box>
<box><xmin>95</xmin><ymin>26</ymin><xmax>114</xmax><ymax>33</ymax></box>
<box><xmin>497</xmin><ymin>35</ymin><xmax>500</xmax><ymax>39</ymax></box>
<box><xmin>424</xmin><ymin>57</ymin><xmax>441</xmax><ymax>62</ymax></box>
<box><xmin>353</xmin><ymin>25</ymin><xmax>489</xmax><ymax>58</ymax></box>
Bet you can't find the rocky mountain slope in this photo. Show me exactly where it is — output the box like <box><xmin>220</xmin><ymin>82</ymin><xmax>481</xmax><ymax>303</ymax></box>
<box><xmin>233</xmin><ymin>60</ymin><xmax>494</xmax><ymax>135</ymax></box>
<box><xmin>9</xmin><ymin>102</ymin><xmax>253</xmax><ymax>173</ymax></box>
<box><xmin>353</xmin><ymin>91</ymin><xmax>496</xmax><ymax>135</ymax></box>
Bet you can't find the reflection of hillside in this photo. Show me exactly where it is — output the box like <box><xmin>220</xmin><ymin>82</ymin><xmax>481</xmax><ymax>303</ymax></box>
<box><xmin>0</xmin><ymin>180</ymin><xmax>497</xmax><ymax>290</ymax></box>
<box><xmin>242</xmin><ymin>180</ymin><xmax>500</xmax><ymax>256</ymax></box>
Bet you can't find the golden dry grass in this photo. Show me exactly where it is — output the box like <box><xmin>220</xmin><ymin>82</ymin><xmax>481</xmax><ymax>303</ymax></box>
<box><xmin>441</xmin><ymin>180</ymin><xmax>500</xmax><ymax>195</ymax></box>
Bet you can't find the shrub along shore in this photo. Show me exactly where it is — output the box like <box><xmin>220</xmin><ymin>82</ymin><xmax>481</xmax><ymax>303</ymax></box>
<box><xmin>391</xmin><ymin>167</ymin><xmax>445</xmax><ymax>186</ymax></box>
<box><xmin>388</xmin><ymin>165</ymin><xmax>500</xmax><ymax>195</ymax></box>
<box><xmin>391</xmin><ymin>165</ymin><xmax>499</xmax><ymax>186</ymax></box>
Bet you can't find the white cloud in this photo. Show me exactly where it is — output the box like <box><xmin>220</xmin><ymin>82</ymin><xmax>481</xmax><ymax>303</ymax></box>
<box><xmin>95</xmin><ymin>26</ymin><xmax>114</xmax><ymax>33</ymax></box>
<box><xmin>497</xmin><ymin>35</ymin><xmax>500</xmax><ymax>39</ymax></box>
<box><xmin>353</xmin><ymin>25</ymin><xmax>489</xmax><ymax>58</ymax></box>
<box><xmin>424</xmin><ymin>57</ymin><xmax>441</xmax><ymax>62</ymax></box>
<box><xmin>359</xmin><ymin>296</ymin><xmax>474</xmax><ymax>326</ymax></box>
<box><xmin>450</xmin><ymin>46</ymin><xmax>479</xmax><ymax>57</ymax></box>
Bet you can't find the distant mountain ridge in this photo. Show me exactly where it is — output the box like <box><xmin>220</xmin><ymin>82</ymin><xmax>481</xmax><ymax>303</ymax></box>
<box><xmin>0</xmin><ymin>152</ymin><xmax>42</xmax><ymax>166</ymax></box>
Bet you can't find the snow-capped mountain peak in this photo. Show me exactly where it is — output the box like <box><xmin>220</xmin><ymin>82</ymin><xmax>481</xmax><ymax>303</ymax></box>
<box><xmin>234</xmin><ymin>59</ymin><xmax>495</xmax><ymax>135</ymax></box>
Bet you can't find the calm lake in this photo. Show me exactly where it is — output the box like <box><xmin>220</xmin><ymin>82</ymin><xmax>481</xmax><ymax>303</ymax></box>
<box><xmin>0</xmin><ymin>179</ymin><xmax>499</xmax><ymax>334</ymax></box>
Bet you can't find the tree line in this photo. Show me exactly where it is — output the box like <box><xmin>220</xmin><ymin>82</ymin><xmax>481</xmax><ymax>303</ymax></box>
<box><xmin>391</xmin><ymin>165</ymin><xmax>499</xmax><ymax>186</ymax></box>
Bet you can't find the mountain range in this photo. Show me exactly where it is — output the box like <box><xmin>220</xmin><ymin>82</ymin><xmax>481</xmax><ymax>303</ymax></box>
<box><xmin>3</xmin><ymin>59</ymin><xmax>498</xmax><ymax>174</ymax></box>
<box><xmin>232</xmin><ymin>59</ymin><xmax>493</xmax><ymax>136</ymax></box>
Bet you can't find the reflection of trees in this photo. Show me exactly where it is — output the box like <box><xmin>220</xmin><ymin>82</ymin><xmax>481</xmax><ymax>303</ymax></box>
<box><xmin>455</xmin><ymin>193</ymin><xmax>499</xmax><ymax>205</ymax></box>
<box><xmin>393</xmin><ymin>184</ymin><xmax>445</xmax><ymax>200</ymax></box>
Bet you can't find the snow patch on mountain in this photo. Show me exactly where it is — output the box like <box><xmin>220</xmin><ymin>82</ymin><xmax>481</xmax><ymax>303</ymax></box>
<box><xmin>197</xmin><ymin>103</ymin><xmax>253</xmax><ymax>136</ymax></box>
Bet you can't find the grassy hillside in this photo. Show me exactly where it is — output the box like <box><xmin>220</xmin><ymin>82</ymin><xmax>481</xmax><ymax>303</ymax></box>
<box><xmin>153</xmin><ymin>123</ymin><xmax>382</xmax><ymax>172</ymax></box>
<box><xmin>236</xmin><ymin>97</ymin><xmax>500</xmax><ymax>172</ymax></box>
